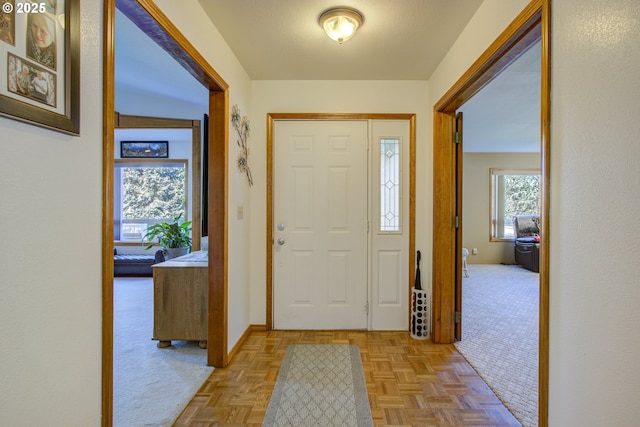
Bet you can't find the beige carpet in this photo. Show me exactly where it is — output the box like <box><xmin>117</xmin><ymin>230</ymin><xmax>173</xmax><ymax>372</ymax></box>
<box><xmin>263</xmin><ymin>344</ymin><xmax>373</xmax><ymax>427</ymax></box>
<box><xmin>454</xmin><ymin>264</ymin><xmax>538</xmax><ymax>427</ymax></box>
<box><xmin>113</xmin><ymin>277</ymin><xmax>213</xmax><ymax>427</ymax></box>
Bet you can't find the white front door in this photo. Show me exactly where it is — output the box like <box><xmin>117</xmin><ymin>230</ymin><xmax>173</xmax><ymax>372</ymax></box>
<box><xmin>273</xmin><ymin>120</ymin><xmax>369</xmax><ymax>329</ymax></box>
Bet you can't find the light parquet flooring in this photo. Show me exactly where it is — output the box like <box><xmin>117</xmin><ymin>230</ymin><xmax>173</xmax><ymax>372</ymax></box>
<box><xmin>174</xmin><ymin>330</ymin><xmax>521</xmax><ymax>426</ymax></box>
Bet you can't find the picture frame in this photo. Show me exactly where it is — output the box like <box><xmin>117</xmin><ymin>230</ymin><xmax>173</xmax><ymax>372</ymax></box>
<box><xmin>0</xmin><ymin>0</ymin><xmax>80</xmax><ymax>135</ymax></box>
<box><xmin>120</xmin><ymin>141</ymin><xmax>169</xmax><ymax>158</ymax></box>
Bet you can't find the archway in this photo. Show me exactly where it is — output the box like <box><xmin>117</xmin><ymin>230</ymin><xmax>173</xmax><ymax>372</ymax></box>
<box><xmin>430</xmin><ymin>0</ymin><xmax>550</xmax><ymax>424</ymax></box>
<box><xmin>103</xmin><ymin>0</ymin><xmax>229</xmax><ymax>425</ymax></box>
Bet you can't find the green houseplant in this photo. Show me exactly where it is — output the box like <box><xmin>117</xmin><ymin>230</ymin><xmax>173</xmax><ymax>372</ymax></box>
<box><xmin>142</xmin><ymin>215</ymin><xmax>192</xmax><ymax>260</ymax></box>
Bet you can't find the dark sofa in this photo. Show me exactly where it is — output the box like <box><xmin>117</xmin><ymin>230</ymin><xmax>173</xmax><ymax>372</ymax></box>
<box><xmin>114</xmin><ymin>249</ymin><xmax>165</xmax><ymax>277</ymax></box>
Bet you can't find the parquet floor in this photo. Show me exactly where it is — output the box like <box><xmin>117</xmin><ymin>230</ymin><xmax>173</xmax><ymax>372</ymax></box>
<box><xmin>174</xmin><ymin>330</ymin><xmax>521</xmax><ymax>426</ymax></box>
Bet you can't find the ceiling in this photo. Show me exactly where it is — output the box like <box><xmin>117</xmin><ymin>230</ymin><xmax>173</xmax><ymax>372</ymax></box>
<box><xmin>115</xmin><ymin>1</ymin><xmax>541</xmax><ymax>153</ymax></box>
<box><xmin>115</xmin><ymin>9</ymin><xmax>209</xmax><ymax>107</ymax></box>
<box><xmin>198</xmin><ymin>0</ymin><xmax>483</xmax><ymax>80</ymax></box>
<box><xmin>459</xmin><ymin>41</ymin><xmax>541</xmax><ymax>153</ymax></box>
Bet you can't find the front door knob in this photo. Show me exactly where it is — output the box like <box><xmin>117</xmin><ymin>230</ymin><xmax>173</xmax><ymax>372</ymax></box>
<box><xmin>277</xmin><ymin>238</ymin><xmax>285</xmax><ymax>246</ymax></box>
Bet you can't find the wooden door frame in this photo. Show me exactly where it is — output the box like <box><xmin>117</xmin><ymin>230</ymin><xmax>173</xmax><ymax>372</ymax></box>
<box><xmin>431</xmin><ymin>0</ymin><xmax>550</xmax><ymax>424</ymax></box>
<box><xmin>103</xmin><ymin>0</ymin><xmax>229</xmax><ymax>425</ymax></box>
<box><xmin>454</xmin><ymin>112</ymin><xmax>464</xmax><ymax>341</ymax></box>
<box><xmin>266</xmin><ymin>113</ymin><xmax>416</xmax><ymax>330</ymax></box>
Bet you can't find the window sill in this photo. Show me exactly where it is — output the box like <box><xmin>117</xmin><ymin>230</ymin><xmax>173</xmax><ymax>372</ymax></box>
<box><xmin>490</xmin><ymin>237</ymin><xmax>515</xmax><ymax>243</ymax></box>
<box><xmin>114</xmin><ymin>241</ymin><xmax>159</xmax><ymax>247</ymax></box>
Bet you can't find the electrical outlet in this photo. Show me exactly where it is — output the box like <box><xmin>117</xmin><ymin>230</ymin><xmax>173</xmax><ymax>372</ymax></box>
<box><xmin>472</xmin><ymin>248</ymin><xmax>478</xmax><ymax>255</ymax></box>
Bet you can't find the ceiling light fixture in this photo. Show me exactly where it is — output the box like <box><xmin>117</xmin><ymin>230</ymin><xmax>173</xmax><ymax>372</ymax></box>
<box><xmin>318</xmin><ymin>7</ymin><xmax>364</xmax><ymax>44</ymax></box>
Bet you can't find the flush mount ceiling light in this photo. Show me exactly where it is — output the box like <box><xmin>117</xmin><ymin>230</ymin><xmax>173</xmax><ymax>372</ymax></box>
<box><xmin>318</xmin><ymin>7</ymin><xmax>364</xmax><ymax>44</ymax></box>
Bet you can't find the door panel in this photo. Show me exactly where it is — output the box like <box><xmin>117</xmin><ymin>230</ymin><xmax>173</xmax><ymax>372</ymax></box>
<box><xmin>376</xmin><ymin>250</ymin><xmax>402</xmax><ymax>304</ymax></box>
<box><xmin>370</xmin><ymin>120</ymin><xmax>410</xmax><ymax>330</ymax></box>
<box><xmin>273</xmin><ymin>120</ymin><xmax>368</xmax><ymax>329</ymax></box>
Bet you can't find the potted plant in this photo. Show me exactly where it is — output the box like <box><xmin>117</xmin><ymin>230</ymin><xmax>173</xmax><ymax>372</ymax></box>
<box><xmin>142</xmin><ymin>215</ymin><xmax>192</xmax><ymax>260</ymax></box>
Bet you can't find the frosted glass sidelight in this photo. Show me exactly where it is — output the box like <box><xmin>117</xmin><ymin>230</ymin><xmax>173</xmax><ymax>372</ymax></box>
<box><xmin>380</xmin><ymin>138</ymin><xmax>401</xmax><ymax>232</ymax></box>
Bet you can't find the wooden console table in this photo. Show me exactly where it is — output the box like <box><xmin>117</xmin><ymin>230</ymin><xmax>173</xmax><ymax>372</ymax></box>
<box><xmin>151</xmin><ymin>251</ymin><xmax>208</xmax><ymax>348</ymax></box>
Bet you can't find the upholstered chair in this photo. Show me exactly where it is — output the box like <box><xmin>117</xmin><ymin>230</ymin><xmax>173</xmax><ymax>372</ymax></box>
<box><xmin>512</xmin><ymin>215</ymin><xmax>540</xmax><ymax>272</ymax></box>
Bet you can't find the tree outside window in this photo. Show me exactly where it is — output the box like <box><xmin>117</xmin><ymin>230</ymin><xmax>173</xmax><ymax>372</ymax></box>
<box><xmin>114</xmin><ymin>160</ymin><xmax>188</xmax><ymax>241</ymax></box>
<box><xmin>491</xmin><ymin>168</ymin><xmax>540</xmax><ymax>240</ymax></box>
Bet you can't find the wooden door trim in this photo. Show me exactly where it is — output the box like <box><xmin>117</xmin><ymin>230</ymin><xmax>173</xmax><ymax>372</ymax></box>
<box><xmin>103</xmin><ymin>0</ymin><xmax>229</xmax><ymax>425</ymax></box>
<box><xmin>432</xmin><ymin>109</ymin><xmax>456</xmax><ymax>343</ymax></box>
<box><xmin>431</xmin><ymin>0</ymin><xmax>549</xmax><ymax>425</ymax></box>
<box><xmin>266</xmin><ymin>113</ymin><xmax>416</xmax><ymax>331</ymax></box>
<box><xmin>454</xmin><ymin>112</ymin><xmax>463</xmax><ymax>341</ymax></box>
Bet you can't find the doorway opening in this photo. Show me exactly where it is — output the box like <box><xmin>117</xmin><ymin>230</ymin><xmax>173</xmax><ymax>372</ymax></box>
<box><xmin>454</xmin><ymin>39</ymin><xmax>541</xmax><ymax>426</ymax></box>
<box><xmin>431</xmin><ymin>0</ymin><xmax>550</xmax><ymax>424</ymax></box>
<box><xmin>103</xmin><ymin>0</ymin><xmax>229</xmax><ymax>425</ymax></box>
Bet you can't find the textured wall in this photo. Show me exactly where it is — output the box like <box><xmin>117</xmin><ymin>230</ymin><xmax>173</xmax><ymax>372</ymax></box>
<box><xmin>549</xmin><ymin>0</ymin><xmax>640</xmax><ymax>424</ymax></box>
<box><xmin>0</xmin><ymin>0</ymin><xmax>103</xmax><ymax>424</ymax></box>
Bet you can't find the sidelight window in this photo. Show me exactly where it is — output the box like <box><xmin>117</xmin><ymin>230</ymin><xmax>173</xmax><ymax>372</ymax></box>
<box><xmin>380</xmin><ymin>138</ymin><xmax>401</xmax><ymax>232</ymax></box>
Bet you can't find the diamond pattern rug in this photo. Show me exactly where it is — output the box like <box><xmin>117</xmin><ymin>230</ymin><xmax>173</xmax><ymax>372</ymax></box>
<box><xmin>262</xmin><ymin>344</ymin><xmax>373</xmax><ymax>427</ymax></box>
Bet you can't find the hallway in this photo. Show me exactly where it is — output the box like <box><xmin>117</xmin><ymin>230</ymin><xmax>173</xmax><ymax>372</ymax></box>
<box><xmin>174</xmin><ymin>330</ymin><xmax>520</xmax><ymax>426</ymax></box>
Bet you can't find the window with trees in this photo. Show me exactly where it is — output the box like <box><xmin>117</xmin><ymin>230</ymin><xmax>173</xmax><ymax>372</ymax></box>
<box><xmin>114</xmin><ymin>159</ymin><xmax>188</xmax><ymax>241</ymax></box>
<box><xmin>490</xmin><ymin>168</ymin><xmax>540</xmax><ymax>240</ymax></box>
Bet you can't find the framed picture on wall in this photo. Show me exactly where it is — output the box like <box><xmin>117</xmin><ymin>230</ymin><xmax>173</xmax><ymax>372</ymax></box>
<box><xmin>0</xmin><ymin>0</ymin><xmax>80</xmax><ymax>135</ymax></box>
<box><xmin>120</xmin><ymin>141</ymin><xmax>169</xmax><ymax>158</ymax></box>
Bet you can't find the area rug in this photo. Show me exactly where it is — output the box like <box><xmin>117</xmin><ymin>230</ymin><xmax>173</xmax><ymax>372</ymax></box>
<box><xmin>262</xmin><ymin>344</ymin><xmax>373</xmax><ymax>427</ymax></box>
<box><xmin>113</xmin><ymin>277</ymin><xmax>214</xmax><ymax>427</ymax></box>
<box><xmin>454</xmin><ymin>264</ymin><xmax>538</xmax><ymax>427</ymax></box>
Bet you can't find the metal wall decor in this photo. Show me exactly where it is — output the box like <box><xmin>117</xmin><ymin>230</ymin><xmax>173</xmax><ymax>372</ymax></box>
<box><xmin>231</xmin><ymin>104</ymin><xmax>253</xmax><ymax>186</ymax></box>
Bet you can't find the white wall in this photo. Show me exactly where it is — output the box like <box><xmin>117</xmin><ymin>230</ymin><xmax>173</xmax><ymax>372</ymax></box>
<box><xmin>428</xmin><ymin>0</ymin><xmax>531</xmax><ymax>106</ymax></box>
<box><xmin>463</xmin><ymin>152</ymin><xmax>540</xmax><ymax>264</ymax></box>
<box><xmin>153</xmin><ymin>0</ymin><xmax>253</xmax><ymax>351</ymax></box>
<box><xmin>249</xmin><ymin>80</ymin><xmax>430</xmax><ymax>325</ymax></box>
<box><xmin>431</xmin><ymin>0</ymin><xmax>640</xmax><ymax>425</ymax></box>
<box><xmin>0</xmin><ymin>0</ymin><xmax>103</xmax><ymax>425</ymax></box>
<box><xmin>550</xmin><ymin>0</ymin><xmax>640</xmax><ymax>424</ymax></box>
<box><xmin>115</xmin><ymin>82</ymin><xmax>207</xmax><ymax>120</ymax></box>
